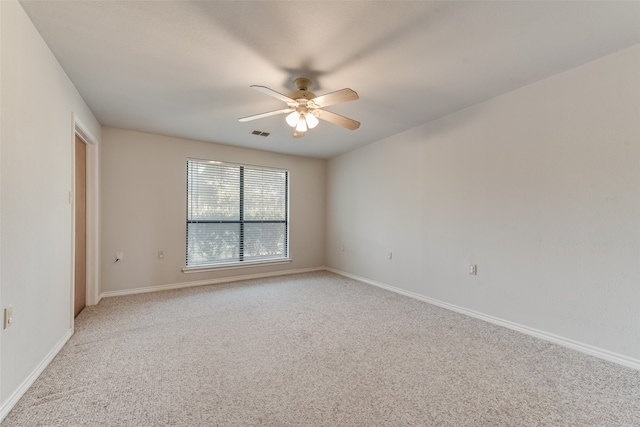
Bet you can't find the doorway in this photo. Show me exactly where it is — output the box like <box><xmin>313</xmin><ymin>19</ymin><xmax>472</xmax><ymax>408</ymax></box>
<box><xmin>74</xmin><ymin>134</ymin><xmax>87</xmax><ymax>317</ymax></box>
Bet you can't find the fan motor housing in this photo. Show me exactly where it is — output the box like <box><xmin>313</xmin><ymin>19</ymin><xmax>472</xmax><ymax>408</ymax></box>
<box><xmin>289</xmin><ymin>77</ymin><xmax>316</xmax><ymax>100</ymax></box>
<box><xmin>289</xmin><ymin>89</ymin><xmax>315</xmax><ymax>100</ymax></box>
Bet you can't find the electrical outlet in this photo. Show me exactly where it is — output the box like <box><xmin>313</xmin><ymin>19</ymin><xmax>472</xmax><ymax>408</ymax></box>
<box><xmin>4</xmin><ymin>306</ymin><xmax>13</xmax><ymax>329</ymax></box>
<box><xmin>469</xmin><ymin>264</ymin><xmax>478</xmax><ymax>275</ymax></box>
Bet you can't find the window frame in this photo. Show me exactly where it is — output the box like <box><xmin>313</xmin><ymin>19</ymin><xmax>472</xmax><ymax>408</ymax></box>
<box><xmin>183</xmin><ymin>158</ymin><xmax>291</xmax><ymax>273</ymax></box>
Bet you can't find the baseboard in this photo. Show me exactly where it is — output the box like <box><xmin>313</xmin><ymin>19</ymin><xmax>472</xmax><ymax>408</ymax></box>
<box><xmin>325</xmin><ymin>267</ymin><xmax>640</xmax><ymax>371</ymax></box>
<box><xmin>99</xmin><ymin>266</ymin><xmax>326</xmax><ymax>299</ymax></box>
<box><xmin>0</xmin><ymin>328</ymin><xmax>74</xmax><ymax>422</ymax></box>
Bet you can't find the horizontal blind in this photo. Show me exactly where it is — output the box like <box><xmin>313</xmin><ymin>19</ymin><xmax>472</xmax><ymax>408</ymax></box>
<box><xmin>243</xmin><ymin>167</ymin><xmax>288</xmax><ymax>262</ymax></box>
<box><xmin>186</xmin><ymin>159</ymin><xmax>288</xmax><ymax>267</ymax></box>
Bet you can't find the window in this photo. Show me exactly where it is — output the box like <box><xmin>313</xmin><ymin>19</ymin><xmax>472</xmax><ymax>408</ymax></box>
<box><xmin>186</xmin><ymin>159</ymin><xmax>289</xmax><ymax>268</ymax></box>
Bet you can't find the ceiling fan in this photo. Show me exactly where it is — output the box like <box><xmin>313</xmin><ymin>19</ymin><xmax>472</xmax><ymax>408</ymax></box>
<box><xmin>239</xmin><ymin>78</ymin><xmax>360</xmax><ymax>138</ymax></box>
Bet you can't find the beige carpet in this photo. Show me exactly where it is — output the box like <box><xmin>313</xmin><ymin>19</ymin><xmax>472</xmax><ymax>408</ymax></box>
<box><xmin>3</xmin><ymin>271</ymin><xmax>639</xmax><ymax>426</ymax></box>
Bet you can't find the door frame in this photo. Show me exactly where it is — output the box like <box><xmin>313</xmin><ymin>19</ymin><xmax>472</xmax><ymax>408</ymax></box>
<box><xmin>72</xmin><ymin>114</ymin><xmax>99</xmax><ymax>326</ymax></box>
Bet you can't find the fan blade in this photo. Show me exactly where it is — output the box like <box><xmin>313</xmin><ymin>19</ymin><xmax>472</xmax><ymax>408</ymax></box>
<box><xmin>312</xmin><ymin>88</ymin><xmax>358</xmax><ymax>108</ymax></box>
<box><xmin>317</xmin><ymin>110</ymin><xmax>360</xmax><ymax>130</ymax></box>
<box><xmin>250</xmin><ymin>85</ymin><xmax>295</xmax><ymax>104</ymax></box>
<box><xmin>239</xmin><ymin>108</ymin><xmax>294</xmax><ymax>122</ymax></box>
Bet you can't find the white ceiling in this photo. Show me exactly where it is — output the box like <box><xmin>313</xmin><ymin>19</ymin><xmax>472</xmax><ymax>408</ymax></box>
<box><xmin>19</xmin><ymin>1</ymin><xmax>640</xmax><ymax>159</ymax></box>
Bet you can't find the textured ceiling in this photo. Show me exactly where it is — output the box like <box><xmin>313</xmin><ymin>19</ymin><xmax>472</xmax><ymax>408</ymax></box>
<box><xmin>19</xmin><ymin>1</ymin><xmax>640</xmax><ymax>158</ymax></box>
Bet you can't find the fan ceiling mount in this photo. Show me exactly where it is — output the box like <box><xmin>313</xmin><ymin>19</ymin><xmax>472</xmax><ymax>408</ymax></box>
<box><xmin>239</xmin><ymin>78</ymin><xmax>360</xmax><ymax>138</ymax></box>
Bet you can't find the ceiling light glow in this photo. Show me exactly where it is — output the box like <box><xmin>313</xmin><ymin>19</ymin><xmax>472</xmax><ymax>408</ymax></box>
<box><xmin>295</xmin><ymin>116</ymin><xmax>308</xmax><ymax>132</ymax></box>
<box><xmin>285</xmin><ymin>111</ymin><xmax>299</xmax><ymax>127</ymax></box>
<box><xmin>305</xmin><ymin>113</ymin><xmax>319</xmax><ymax>129</ymax></box>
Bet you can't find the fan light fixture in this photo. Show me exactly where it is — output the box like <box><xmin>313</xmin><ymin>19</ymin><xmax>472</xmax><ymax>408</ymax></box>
<box><xmin>286</xmin><ymin>110</ymin><xmax>318</xmax><ymax>132</ymax></box>
<box><xmin>305</xmin><ymin>112</ymin><xmax>319</xmax><ymax>128</ymax></box>
<box><xmin>285</xmin><ymin>111</ymin><xmax>299</xmax><ymax>127</ymax></box>
<box><xmin>296</xmin><ymin>117</ymin><xmax>307</xmax><ymax>133</ymax></box>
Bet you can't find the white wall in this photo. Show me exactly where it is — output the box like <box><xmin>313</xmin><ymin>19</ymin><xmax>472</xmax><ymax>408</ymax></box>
<box><xmin>0</xmin><ymin>0</ymin><xmax>101</xmax><ymax>415</ymax></box>
<box><xmin>327</xmin><ymin>44</ymin><xmax>640</xmax><ymax>365</ymax></box>
<box><xmin>100</xmin><ymin>127</ymin><xmax>326</xmax><ymax>294</ymax></box>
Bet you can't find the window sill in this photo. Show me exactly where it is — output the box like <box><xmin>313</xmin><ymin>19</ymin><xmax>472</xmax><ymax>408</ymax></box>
<box><xmin>182</xmin><ymin>258</ymin><xmax>292</xmax><ymax>274</ymax></box>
